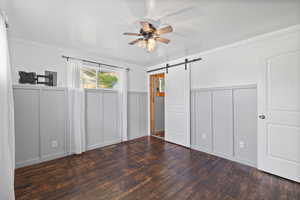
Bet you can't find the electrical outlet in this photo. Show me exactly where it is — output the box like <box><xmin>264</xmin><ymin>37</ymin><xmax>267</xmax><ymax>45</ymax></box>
<box><xmin>239</xmin><ymin>141</ymin><xmax>245</xmax><ymax>149</ymax></box>
<box><xmin>52</xmin><ymin>140</ymin><xmax>58</xmax><ymax>148</ymax></box>
<box><xmin>202</xmin><ymin>133</ymin><xmax>207</xmax><ymax>139</ymax></box>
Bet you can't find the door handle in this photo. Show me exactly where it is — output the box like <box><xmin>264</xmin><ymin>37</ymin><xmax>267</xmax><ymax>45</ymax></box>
<box><xmin>259</xmin><ymin>115</ymin><xmax>266</xmax><ymax>119</ymax></box>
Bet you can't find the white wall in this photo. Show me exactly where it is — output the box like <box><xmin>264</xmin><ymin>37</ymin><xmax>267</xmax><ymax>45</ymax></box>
<box><xmin>8</xmin><ymin>38</ymin><xmax>147</xmax><ymax>92</ymax></box>
<box><xmin>147</xmin><ymin>24</ymin><xmax>300</xmax><ymax>166</ymax></box>
<box><xmin>148</xmin><ymin>25</ymin><xmax>300</xmax><ymax>89</ymax></box>
<box><xmin>10</xmin><ymin>37</ymin><xmax>148</xmax><ymax>168</ymax></box>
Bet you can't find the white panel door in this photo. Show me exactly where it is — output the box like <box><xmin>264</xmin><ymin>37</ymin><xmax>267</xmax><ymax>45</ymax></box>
<box><xmin>165</xmin><ymin>65</ymin><xmax>190</xmax><ymax>147</ymax></box>
<box><xmin>258</xmin><ymin>51</ymin><xmax>300</xmax><ymax>182</ymax></box>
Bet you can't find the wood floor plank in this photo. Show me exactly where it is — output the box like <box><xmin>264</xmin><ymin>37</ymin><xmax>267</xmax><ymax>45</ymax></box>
<box><xmin>15</xmin><ymin>136</ymin><xmax>300</xmax><ymax>200</ymax></box>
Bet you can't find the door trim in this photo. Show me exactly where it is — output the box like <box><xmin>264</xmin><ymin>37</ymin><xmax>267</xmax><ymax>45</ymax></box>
<box><xmin>147</xmin><ymin>70</ymin><xmax>166</xmax><ymax>137</ymax></box>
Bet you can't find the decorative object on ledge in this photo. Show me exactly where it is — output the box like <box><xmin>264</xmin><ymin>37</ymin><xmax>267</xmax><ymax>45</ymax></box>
<box><xmin>18</xmin><ymin>71</ymin><xmax>57</xmax><ymax>86</ymax></box>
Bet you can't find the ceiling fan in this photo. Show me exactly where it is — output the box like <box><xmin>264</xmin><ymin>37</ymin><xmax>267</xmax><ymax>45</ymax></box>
<box><xmin>123</xmin><ymin>21</ymin><xmax>173</xmax><ymax>52</ymax></box>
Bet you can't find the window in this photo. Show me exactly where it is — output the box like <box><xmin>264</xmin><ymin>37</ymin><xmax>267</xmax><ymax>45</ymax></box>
<box><xmin>98</xmin><ymin>71</ymin><xmax>119</xmax><ymax>89</ymax></box>
<box><xmin>156</xmin><ymin>74</ymin><xmax>165</xmax><ymax>97</ymax></box>
<box><xmin>80</xmin><ymin>68</ymin><xmax>97</xmax><ymax>89</ymax></box>
<box><xmin>80</xmin><ymin>67</ymin><xmax>119</xmax><ymax>89</ymax></box>
<box><xmin>158</xmin><ymin>76</ymin><xmax>165</xmax><ymax>93</ymax></box>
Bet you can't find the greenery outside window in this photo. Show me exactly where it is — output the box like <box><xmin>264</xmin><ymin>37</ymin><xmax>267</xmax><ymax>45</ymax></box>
<box><xmin>80</xmin><ymin>67</ymin><xmax>119</xmax><ymax>89</ymax></box>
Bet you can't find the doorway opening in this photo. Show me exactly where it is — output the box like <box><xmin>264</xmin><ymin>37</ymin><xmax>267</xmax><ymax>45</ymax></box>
<box><xmin>150</xmin><ymin>73</ymin><xmax>165</xmax><ymax>139</ymax></box>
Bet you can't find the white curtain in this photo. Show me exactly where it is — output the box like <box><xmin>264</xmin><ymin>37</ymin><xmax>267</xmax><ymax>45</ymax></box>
<box><xmin>66</xmin><ymin>59</ymin><xmax>86</xmax><ymax>154</ymax></box>
<box><xmin>119</xmin><ymin>69</ymin><xmax>128</xmax><ymax>141</ymax></box>
<box><xmin>0</xmin><ymin>12</ymin><xmax>15</xmax><ymax>200</ymax></box>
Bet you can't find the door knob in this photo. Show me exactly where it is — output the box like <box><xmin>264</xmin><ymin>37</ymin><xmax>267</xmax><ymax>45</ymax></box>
<box><xmin>259</xmin><ymin>115</ymin><xmax>266</xmax><ymax>119</ymax></box>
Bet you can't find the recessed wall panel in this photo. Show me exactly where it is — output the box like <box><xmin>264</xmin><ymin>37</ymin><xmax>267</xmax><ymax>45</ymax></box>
<box><xmin>212</xmin><ymin>90</ymin><xmax>233</xmax><ymax>157</ymax></box>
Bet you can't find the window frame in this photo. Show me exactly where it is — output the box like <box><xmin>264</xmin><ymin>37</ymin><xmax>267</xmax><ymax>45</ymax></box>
<box><xmin>80</xmin><ymin>64</ymin><xmax>120</xmax><ymax>91</ymax></box>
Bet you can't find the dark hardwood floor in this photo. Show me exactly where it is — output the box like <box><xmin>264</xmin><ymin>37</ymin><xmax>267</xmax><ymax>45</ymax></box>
<box><xmin>15</xmin><ymin>136</ymin><xmax>300</xmax><ymax>200</ymax></box>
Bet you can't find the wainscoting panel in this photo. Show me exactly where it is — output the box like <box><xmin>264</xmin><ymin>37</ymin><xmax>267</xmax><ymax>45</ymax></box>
<box><xmin>191</xmin><ymin>91</ymin><xmax>212</xmax><ymax>152</ymax></box>
<box><xmin>233</xmin><ymin>88</ymin><xmax>257</xmax><ymax>166</ymax></box>
<box><xmin>139</xmin><ymin>93</ymin><xmax>148</xmax><ymax>138</ymax></box>
<box><xmin>14</xmin><ymin>88</ymin><xmax>40</xmax><ymax>166</ymax></box>
<box><xmin>103</xmin><ymin>91</ymin><xmax>120</xmax><ymax>144</ymax></box>
<box><xmin>85</xmin><ymin>90</ymin><xmax>121</xmax><ymax>150</ymax></box>
<box><xmin>14</xmin><ymin>87</ymin><xmax>147</xmax><ymax>167</ymax></box>
<box><xmin>86</xmin><ymin>91</ymin><xmax>103</xmax><ymax>149</ymax></box>
<box><xmin>212</xmin><ymin>90</ymin><xmax>234</xmax><ymax>158</ymax></box>
<box><xmin>128</xmin><ymin>92</ymin><xmax>148</xmax><ymax>140</ymax></box>
<box><xmin>40</xmin><ymin>89</ymin><xmax>67</xmax><ymax>160</ymax></box>
<box><xmin>191</xmin><ymin>85</ymin><xmax>257</xmax><ymax>167</ymax></box>
<box><xmin>14</xmin><ymin>86</ymin><xmax>68</xmax><ymax>168</ymax></box>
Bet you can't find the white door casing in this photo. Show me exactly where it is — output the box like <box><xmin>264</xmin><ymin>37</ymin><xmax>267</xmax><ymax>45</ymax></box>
<box><xmin>258</xmin><ymin>50</ymin><xmax>300</xmax><ymax>182</ymax></box>
<box><xmin>165</xmin><ymin>64</ymin><xmax>190</xmax><ymax>147</ymax></box>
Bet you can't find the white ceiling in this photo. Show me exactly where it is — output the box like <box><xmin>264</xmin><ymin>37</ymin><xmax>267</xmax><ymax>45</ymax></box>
<box><xmin>1</xmin><ymin>0</ymin><xmax>300</xmax><ymax>66</ymax></box>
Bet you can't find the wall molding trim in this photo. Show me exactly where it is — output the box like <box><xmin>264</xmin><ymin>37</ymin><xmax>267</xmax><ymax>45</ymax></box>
<box><xmin>191</xmin><ymin>84</ymin><xmax>257</xmax><ymax>91</ymax></box>
<box><xmin>128</xmin><ymin>91</ymin><xmax>147</xmax><ymax>94</ymax></box>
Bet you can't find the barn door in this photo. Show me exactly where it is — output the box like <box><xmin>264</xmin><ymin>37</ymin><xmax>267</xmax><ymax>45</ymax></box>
<box><xmin>165</xmin><ymin>64</ymin><xmax>190</xmax><ymax>147</ymax></box>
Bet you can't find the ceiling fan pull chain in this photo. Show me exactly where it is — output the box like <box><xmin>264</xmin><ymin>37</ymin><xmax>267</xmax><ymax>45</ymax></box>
<box><xmin>185</xmin><ymin>59</ymin><xmax>188</xmax><ymax>70</ymax></box>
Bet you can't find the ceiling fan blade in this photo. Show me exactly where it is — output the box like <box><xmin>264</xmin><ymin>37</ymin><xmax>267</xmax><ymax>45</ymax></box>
<box><xmin>128</xmin><ymin>39</ymin><xmax>141</xmax><ymax>45</ymax></box>
<box><xmin>155</xmin><ymin>37</ymin><xmax>170</xmax><ymax>44</ymax></box>
<box><xmin>140</xmin><ymin>21</ymin><xmax>151</xmax><ymax>32</ymax></box>
<box><xmin>123</xmin><ymin>32</ymin><xmax>141</xmax><ymax>36</ymax></box>
<box><xmin>156</xmin><ymin>25</ymin><xmax>173</xmax><ymax>35</ymax></box>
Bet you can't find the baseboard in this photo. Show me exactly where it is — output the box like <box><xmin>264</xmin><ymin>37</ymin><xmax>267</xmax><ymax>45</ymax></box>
<box><xmin>87</xmin><ymin>139</ymin><xmax>122</xmax><ymax>151</ymax></box>
<box><xmin>191</xmin><ymin>145</ymin><xmax>257</xmax><ymax>168</ymax></box>
<box><xmin>128</xmin><ymin>133</ymin><xmax>148</xmax><ymax>140</ymax></box>
<box><xmin>41</xmin><ymin>152</ymin><xmax>68</xmax><ymax>162</ymax></box>
<box><xmin>16</xmin><ymin>152</ymin><xmax>68</xmax><ymax>169</ymax></box>
<box><xmin>16</xmin><ymin>157</ymin><xmax>41</xmax><ymax>168</ymax></box>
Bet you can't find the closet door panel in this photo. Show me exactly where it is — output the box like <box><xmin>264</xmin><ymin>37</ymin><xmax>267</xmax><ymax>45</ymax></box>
<box><xmin>40</xmin><ymin>89</ymin><xmax>66</xmax><ymax>158</ymax></box>
<box><xmin>212</xmin><ymin>90</ymin><xmax>233</xmax><ymax>157</ymax></box>
<box><xmin>14</xmin><ymin>89</ymin><xmax>40</xmax><ymax>165</ymax></box>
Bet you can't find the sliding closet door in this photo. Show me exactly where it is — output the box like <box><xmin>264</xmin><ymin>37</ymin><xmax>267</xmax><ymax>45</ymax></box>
<box><xmin>165</xmin><ymin>65</ymin><xmax>190</xmax><ymax>147</ymax></box>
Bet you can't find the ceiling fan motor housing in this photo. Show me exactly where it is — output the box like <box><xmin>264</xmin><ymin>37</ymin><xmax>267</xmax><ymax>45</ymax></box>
<box><xmin>140</xmin><ymin>23</ymin><xmax>156</xmax><ymax>40</ymax></box>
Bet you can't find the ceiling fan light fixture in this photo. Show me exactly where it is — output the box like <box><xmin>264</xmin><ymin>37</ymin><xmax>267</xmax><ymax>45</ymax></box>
<box><xmin>123</xmin><ymin>21</ymin><xmax>173</xmax><ymax>52</ymax></box>
<box><xmin>147</xmin><ymin>38</ymin><xmax>156</xmax><ymax>52</ymax></box>
<box><xmin>138</xmin><ymin>39</ymin><xmax>147</xmax><ymax>48</ymax></box>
